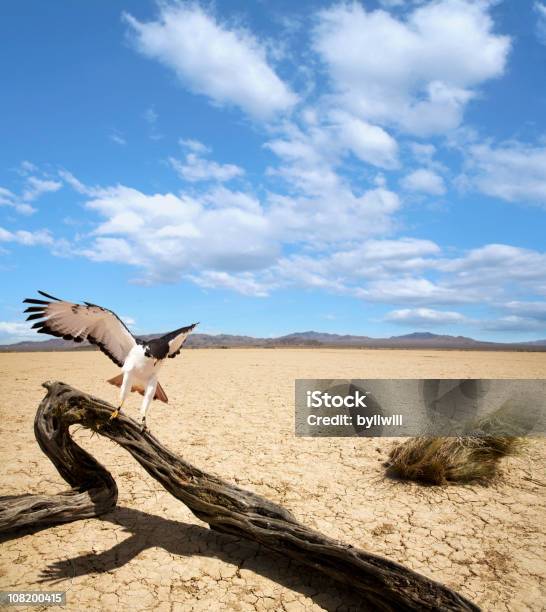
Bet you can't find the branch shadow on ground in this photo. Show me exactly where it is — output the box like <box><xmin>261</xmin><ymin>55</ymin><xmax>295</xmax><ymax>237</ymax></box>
<box><xmin>6</xmin><ymin>506</ymin><xmax>371</xmax><ymax>611</ymax></box>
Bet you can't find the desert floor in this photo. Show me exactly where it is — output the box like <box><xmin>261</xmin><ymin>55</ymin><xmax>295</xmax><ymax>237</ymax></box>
<box><xmin>0</xmin><ymin>349</ymin><xmax>545</xmax><ymax>612</ymax></box>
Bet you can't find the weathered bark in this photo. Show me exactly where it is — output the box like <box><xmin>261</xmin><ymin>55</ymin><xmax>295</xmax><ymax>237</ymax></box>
<box><xmin>0</xmin><ymin>382</ymin><xmax>479</xmax><ymax>611</ymax></box>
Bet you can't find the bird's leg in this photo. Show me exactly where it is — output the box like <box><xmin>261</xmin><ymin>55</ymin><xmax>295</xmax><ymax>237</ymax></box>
<box><xmin>140</xmin><ymin>377</ymin><xmax>157</xmax><ymax>432</ymax></box>
<box><xmin>111</xmin><ymin>371</ymin><xmax>132</xmax><ymax>420</ymax></box>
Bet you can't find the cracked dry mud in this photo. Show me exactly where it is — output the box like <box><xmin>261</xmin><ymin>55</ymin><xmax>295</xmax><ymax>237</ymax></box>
<box><xmin>0</xmin><ymin>349</ymin><xmax>545</xmax><ymax>612</ymax></box>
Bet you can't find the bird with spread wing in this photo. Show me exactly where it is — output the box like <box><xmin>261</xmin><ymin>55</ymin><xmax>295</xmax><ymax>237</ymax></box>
<box><xmin>23</xmin><ymin>291</ymin><xmax>197</xmax><ymax>431</ymax></box>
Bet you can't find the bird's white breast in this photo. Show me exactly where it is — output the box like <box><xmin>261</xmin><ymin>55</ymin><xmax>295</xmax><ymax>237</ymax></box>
<box><xmin>123</xmin><ymin>345</ymin><xmax>162</xmax><ymax>381</ymax></box>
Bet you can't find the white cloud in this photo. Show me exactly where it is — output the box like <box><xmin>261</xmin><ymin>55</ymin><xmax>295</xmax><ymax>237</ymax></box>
<box><xmin>0</xmin><ymin>173</ymin><xmax>61</xmax><ymax>215</ymax></box>
<box><xmin>385</xmin><ymin>307</ymin><xmax>467</xmax><ymax>326</ymax></box>
<box><xmin>190</xmin><ymin>271</ymin><xmax>272</xmax><ymax>297</ymax></box>
<box><xmin>202</xmin><ymin>186</ymin><xmax>261</xmax><ymax>212</ymax></box>
<box><xmin>169</xmin><ymin>153</ymin><xmax>244</xmax><ymax>183</ymax></box>
<box><xmin>271</xmin><ymin>238</ymin><xmax>440</xmax><ymax>291</ymax></box>
<box><xmin>19</xmin><ymin>161</ymin><xmax>38</xmax><ymax>175</ymax></box>
<box><xmin>313</xmin><ymin>0</ymin><xmax>510</xmax><ymax>135</ymax></box>
<box><xmin>441</xmin><ymin>244</ymin><xmax>546</xmax><ymax>289</ymax></box>
<box><xmin>332</xmin><ymin>112</ymin><xmax>399</xmax><ymax>169</ymax></box>
<box><xmin>409</xmin><ymin>142</ymin><xmax>436</xmax><ymax>162</ymax></box>
<box><xmin>265</xmin><ymin>123</ymin><xmax>339</xmax><ymax>195</ymax></box>
<box><xmin>326</xmin><ymin>238</ymin><xmax>441</xmax><ymax>278</ymax></box>
<box><xmin>0</xmin><ymin>226</ymin><xmax>54</xmax><ymax>246</ymax></box>
<box><xmin>502</xmin><ymin>301</ymin><xmax>546</xmax><ymax>321</ymax></box>
<box><xmin>0</xmin><ymin>187</ymin><xmax>33</xmax><ymax>215</ymax></box>
<box><xmin>534</xmin><ymin>2</ymin><xmax>546</xmax><ymax>45</ymax></box>
<box><xmin>79</xmin><ymin>183</ymin><xmax>277</xmax><ymax>284</ymax></box>
<box><xmin>22</xmin><ymin>176</ymin><xmax>62</xmax><ymax>202</ymax></box>
<box><xmin>385</xmin><ymin>303</ymin><xmax>546</xmax><ymax>333</ymax></box>
<box><xmin>58</xmin><ymin>169</ymin><xmax>100</xmax><ymax>196</ymax></box>
<box><xmin>463</xmin><ymin>141</ymin><xmax>546</xmax><ymax>205</ymax></box>
<box><xmin>56</xmin><ymin>167</ymin><xmax>407</xmax><ymax>294</ymax></box>
<box><xmin>357</xmin><ymin>277</ymin><xmax>468</xmax><ymax>305</ymax></box>
<box><xmin>179</xmin><ymin>138</ymin><xmax>210</xmax><ymax>154</ymax></box>
<box><xmin>125</xmin><ymin>4</ymin><xmax>297</xmax><ymax>119</ymax></box>
<box><xmin>267</xmin><ymin>186</ymin><xmax>401</xmax><ymax>243</ymax></box>
<box><xmin>9</xmin><ymin>166</ymin><xmax>546</xmax><ymax>319</ymax></box>
<box><xmin>401</xmin><ymin>168</ymin><xmax>446</xmax><ymax>195</ymax></box>
<box><xmin>0</xmin><ymin>321</ymin><xmax>36</xmax><ymax>341</ymax></box>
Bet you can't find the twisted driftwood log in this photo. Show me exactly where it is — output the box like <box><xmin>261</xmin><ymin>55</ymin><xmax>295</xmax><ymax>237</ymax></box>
<box><xmin>0</xmin><ymin>382</ymin><xmax>479</xmax><ymax>611</ymax></box>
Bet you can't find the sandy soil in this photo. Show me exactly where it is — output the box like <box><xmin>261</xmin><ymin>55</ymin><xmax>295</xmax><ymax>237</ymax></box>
<box><xmin>0</xmin><ymin>349</ymin><xmax>545</xmax><ymax>612</ymax></box>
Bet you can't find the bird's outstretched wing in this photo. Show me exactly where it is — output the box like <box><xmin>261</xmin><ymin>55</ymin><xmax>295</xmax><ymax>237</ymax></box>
<box><xmin>23</xmin><ymin>291</ymin><xmax>137</xmax><ymax>367</ymax></box>
<box><xmin>161</xmin><ymin>323</ymin><xmax>198</xmax><ymax>359</ymax></box>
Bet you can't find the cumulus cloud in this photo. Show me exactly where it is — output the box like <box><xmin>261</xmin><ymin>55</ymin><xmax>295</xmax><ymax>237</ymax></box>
<box><xmin>331</xmin><ymin>112</ymin><xmax>399</xmax><ymax>169</ymax></box>
<box><xmin>125</xmin><ymin>4</ymin><xmax>297</xmax><ymax>119</ymax></box>
<box><xmin>441</xmin><ymin>244</ymin><xmax>546</xmax><ymax>291</ymax></box>
<box><xmin>462</xmin><ymin>141</ymin><xmax>546</xmax><ymax>205</ymax></box>
<box><xmin>50</xmin><ymin>163</ymin><xmax>546</xmax><ymax>313</ymax></box>
<box><xmin>0</xmin><ymin>226</ymin><xmax>54</xmax><ymax>246</ymax></box>
<box><xmin>385</xmin><ymin>307</ymin><xmax>467</xmax><ymax>326</ymax></box>
<box><xmin>409</xmin><ymin>142</ymin><xmax>437</xmax><ymax>163</ymax></box>
<box><xmin>313</xmin><ymin>0</ymin><xmax>510</xmax><ymax>135</ymax></box>
<box><xmin>179</xmin><ymin>138</ymin><xmax>210</xmax><ymax>154</ymax></box>
<box><xmin>357</xmin><ymin>277</ymin><xmax>468</xmax><ymax>305</ymax></box>
<box><xmin>189</xmin><ymin>271</ymin><xmax>273</xmax><ymax>297</ymax></box>
<box><xmin>265</xmin><ymin>123</ymin><xmax>340</xmax><ymax>195</ymax></box>
<box><xmin>169</xmin><ymin>153</ymin><xmax>244</xmax><ymax>183</ymax></box>
<box><xmin>401</xmin><ymin>168</ymin><xmax>446</xmax><ymax>195</ymax></box>
<box><xmin>0</xmin><ymin>321</ymin><xmax>36</xmax><ymax>342</ymax></box>
<box><xmin>54</xmin><ymin>166</ymin><xmax>407</xmax><ymax>292</ymax></box>
<box><xmin>0</xmin><ymin>173</ymin><xmax>62</xmax><ymax>215</ymax></box>
<box><xmin>265</xmin><ymin>112</ymin><xmax>398</xmax><ymax>210</ymax></box>
<box><xmin>385</xmin><ymin>303</ymin><xmax>546</xmax><ymax>333</ymax></box>
<box><xmin>502</xmin><ymin>300</ymin><xmax>546</xmax><ymax>321</ymax></box>
<box><xmin>58</xmin><ymin>170</ymin><xmax>101</xmax><ymax>197</ymax></box>
<box><xmin>268</xmin><ymin>186</ymin><xmax>401</xmax><ymax>243</ymax></box>
<box><xmin>273</xmin><ymin>241</ymin><xmax>546</xmax><ymax>309</ymax></box>
<box><xmin>269</xmin><ymin>238</ymin><xmax>441</xmax><ymax>293</ymax></box>
<box><xmin>22</xmin><ymin>176</ymin><xmax>62</xmax><ymax>202</ymax></box>
<box><xmin>0</xmin><ymin>187</ymin><xmax>34</xmax><ymax>215</ymax></box>
<box><xmin>79</xmin><ymin>183</ymin><xmax>278</xmax><ymax>283</ymax></box>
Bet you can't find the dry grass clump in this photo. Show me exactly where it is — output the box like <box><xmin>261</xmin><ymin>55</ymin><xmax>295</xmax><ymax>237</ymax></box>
<box><xmin>386</xmin><ymin>435</ymin><xmax>522</xmax><ymax>485</ymax></box>
<box><xmin>386</xmin><ymin>399</ymin><xmax>537</xmax><ymax>485</ymax></box>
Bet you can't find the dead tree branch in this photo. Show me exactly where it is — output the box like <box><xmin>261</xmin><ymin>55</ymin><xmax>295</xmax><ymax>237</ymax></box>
<box><xmin>0</xmin><ymin>382</ymin><xmax>479</xmax><ymax>611</ymax></box>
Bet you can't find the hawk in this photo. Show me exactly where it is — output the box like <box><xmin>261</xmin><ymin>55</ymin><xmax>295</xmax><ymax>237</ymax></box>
<box><xmin>23</xmin><ymin>291</ymin><xmax>197</xmax><ymax>431</ymax></box>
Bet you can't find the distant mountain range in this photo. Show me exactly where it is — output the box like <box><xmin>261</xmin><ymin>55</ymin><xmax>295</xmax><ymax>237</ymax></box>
<box><xmin>1</xmin><ymin>331</ymin><xmax>545</xmax><ymax>352</ymax></box>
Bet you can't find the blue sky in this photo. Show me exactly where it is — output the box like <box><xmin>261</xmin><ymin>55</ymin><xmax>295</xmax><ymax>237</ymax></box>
<box><xmin>1</xmin><ymin>0</ymin><xmax>545</xmax><ymax>342</ymax></box>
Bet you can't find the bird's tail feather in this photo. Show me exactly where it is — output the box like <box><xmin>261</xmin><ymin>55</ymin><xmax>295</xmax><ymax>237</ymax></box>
<box><xmin>106</xmin><ymin>375</ymin><xmax>168</xmax><ymax>404</ymax></box>
<box><xmin>154</xmin><ymin>382</ymin><xmax>168</xmax><ymax>404</ymax></box>
<box><xmin>107</xmin><ymin>374</ymin><xmax>124</xmax><ymax>387</ymax></box>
